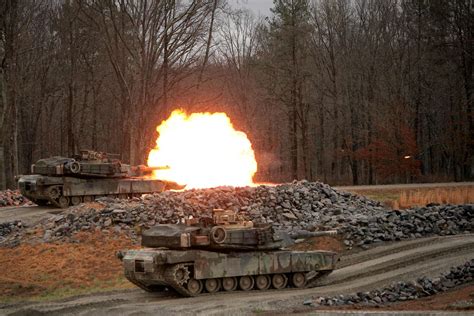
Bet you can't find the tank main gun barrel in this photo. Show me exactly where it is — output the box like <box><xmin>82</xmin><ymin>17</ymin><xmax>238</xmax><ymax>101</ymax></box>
<box><xmin>133</xmin><ymin>165</ymin><xmax>170</xmax><ymax>173</ymax></box>
<box><xmin>128</xmin><ymin>165</ymin><xmax>170</xmax><ymax>177</ymax></box>
<box><xmin>143</xmin><ymin>165</ymin><xmax>170</xmax><ymax>172</ymax></box>
<box><xmin>289</xmin><ymin>230</ymin><xmax>338</xmax><ymax>239</ymax></box>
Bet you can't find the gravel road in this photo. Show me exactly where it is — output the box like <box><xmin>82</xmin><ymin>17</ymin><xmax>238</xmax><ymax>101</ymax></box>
<box><xmin>0</xmin><ymin>205</ymin><xmax>62</xmax><ymax>226</ymax></box>
<box><xmin>2</xmin><ymin>234</ymin><xmax>473</xmax><ymax>316</ymax></box>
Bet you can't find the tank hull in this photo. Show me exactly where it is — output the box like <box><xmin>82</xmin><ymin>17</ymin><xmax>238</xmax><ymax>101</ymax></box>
<box><xmin>120</xmin><ymin>248</ymin><xmax>337</xmax><ymax>296</ymax></box>
<box><xmin>18</xmin><ymin>174</ymin><xmax>172</xmax><ymax>208</ymax></box>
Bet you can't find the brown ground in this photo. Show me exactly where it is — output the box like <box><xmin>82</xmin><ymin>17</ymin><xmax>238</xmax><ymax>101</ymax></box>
<box><xmin>0</xmin><ymin>231</ymin><xmax>135</xmax><ymax>301</ymax></box>
<box><xmin>0</xmin><ymin>183</ymin><xmax>472</xmax><ymax>309</ymax></box>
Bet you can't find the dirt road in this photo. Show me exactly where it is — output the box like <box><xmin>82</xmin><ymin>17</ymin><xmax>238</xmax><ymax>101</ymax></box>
<box><xmin>2</xmin><ymin>234</ymin><xmax>473</xmax><ymax>316</ymax></box>
<box><xmin>0</xmin><ymin>205</ymin><xmax>62</xmax><ymax>226</ymax></box>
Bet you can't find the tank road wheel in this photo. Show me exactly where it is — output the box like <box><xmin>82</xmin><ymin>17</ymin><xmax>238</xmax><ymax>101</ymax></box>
<box><xmin>204</xmin><ymin>278</ymin><xmax>221</xmax><ymax>293</ymax></box>
<box><xmin>71</xmin><ymin>196</ymin><xmax>83</xmax><ymax>206</ymax></box>
<box><xmin>58</xmin><ymin>196</ymin><xmax>70</xmax><ymax>208</ymax></box>
<box><xmin>255</xmin><ymin>275</ymin><xmax>271</xmax><ymax>290</ymax></box>
<box><xmin>222</xmin><ymin>277</ymin><xmax>238</xmax><ymax>291</ymax></box>
<box><xmin>239</xmin><ymin>276</ymin><xmax>254</xmax><ymax>291</ymax></box>
<box><xmin>272</xmin><ymin>274</ymin><xmax>288</xmax><ymax>289</ymax></box>
<box><xmin>291</xmin><ymin>273</ymin><xmax>306</xmax><ymax>288</ymax></box>
<box><xmin>83</xmin><ymin>196</ymin><xmax>94</xmax><ymax>203</ymax></box>
<box><xmin>186</xmin><ymin>278</ymin><xmax>203</xmax><ymax>296</ymax></box>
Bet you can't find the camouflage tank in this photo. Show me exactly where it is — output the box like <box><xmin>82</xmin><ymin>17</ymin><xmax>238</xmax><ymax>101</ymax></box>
<box><xmin>118</xmin><ymin>209</ymin><xmax>338</xmax><ymax>296</ymax></box>
<box><xmin>17</xmin><ymin>150</ymin><xmax>182</xmax><ymax>208</ymax></box>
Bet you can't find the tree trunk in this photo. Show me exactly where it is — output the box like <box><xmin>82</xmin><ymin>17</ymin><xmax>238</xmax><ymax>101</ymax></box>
<box><xmin>67</xmin><ymin>83</ymin><xmax>75</xmax><ymax>155</ymax></box>
<box><xmin>290</xmin><ymin>5</ymin><xmax>298</xmax><ymax>181</ymax></box>
<box><xmin>198</xmin><ymin>0</ymin><xmax>218</xmax><ymax>85</ymax></box>
<box><xmin>289</xmin><ymin>105</ymin><xmax>298</xmax><ymax>180</ymax></box>
<box><xmin>0</xmin><ymin>70</ymin><xmax>7</xmax><ymax>190</ymax></box>
<box><xmin>317</xmin><ymin>105</ymin><xmax>326</xmax><ymax>182</ymax></box>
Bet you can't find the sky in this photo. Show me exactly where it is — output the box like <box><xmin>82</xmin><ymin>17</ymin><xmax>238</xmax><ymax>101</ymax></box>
<box><xmin>233</xmin><ymin>0</ymin><xmax>274</xmax><ymax>17</ymax></box>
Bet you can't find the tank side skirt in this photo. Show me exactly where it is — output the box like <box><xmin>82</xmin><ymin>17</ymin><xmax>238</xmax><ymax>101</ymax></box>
<box><xmin>193</xmin><ymin>250</ymin><xmax>335</xmax><ymax>280</ymax></box>
<box><xmin>61</xmin><ymin>178</ymin><xmax>165</xmax><ymax>196</ymax></box>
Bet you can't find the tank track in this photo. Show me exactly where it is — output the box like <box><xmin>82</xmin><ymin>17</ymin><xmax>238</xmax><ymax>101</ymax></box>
<box><xmin>154</xmin><ymin>264</ymin><xmax>333</xmax><ymax>297</ymax></box>
<box><xmin>124</xmin><ymin>271</ymin><xmax>158</xmax><ymax>292</ymax></box>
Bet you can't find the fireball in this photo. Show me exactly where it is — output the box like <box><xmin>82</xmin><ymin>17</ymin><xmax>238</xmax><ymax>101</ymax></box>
<box><xmin>147</xmin><ymin>109</ymin><xmax>257</xmax><ymax>189</ymax></box>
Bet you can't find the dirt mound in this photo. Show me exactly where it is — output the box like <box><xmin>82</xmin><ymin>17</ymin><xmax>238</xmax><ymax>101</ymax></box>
<box><xmin>0</xmin><ymin>231</ymin><xmax>135</xmax><ymax>300</ymax></box>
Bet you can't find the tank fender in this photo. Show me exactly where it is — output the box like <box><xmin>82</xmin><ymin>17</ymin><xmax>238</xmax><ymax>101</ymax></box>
<box><xmin>122</xmin><ymin>250</ymin><xmax>166</xmax><ymax>273</ymax></box>
<box><xmin>163</xmin><ymin>250</ymin><xmax>220</xmax><ymax>264</ymax></box>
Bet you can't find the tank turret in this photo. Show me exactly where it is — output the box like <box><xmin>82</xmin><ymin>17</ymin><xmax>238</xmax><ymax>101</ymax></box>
<box><xmin>30</xmin><ymin>150</ymin><xmax>169</xmax><ymax>178</ymax></box>
<box><xmin>141</xmin><ymin>209</ymin><xmax>337</xmax><ymax>251</ymax></box>
<box><xmin>17</xmin><ymin>150</ymin><xmax>182</xmax><ymax>208</ymax></box>
<box><xmin>119</xmin><ymin>209</ymin><xmax>338</xmax><ymax>296</ymax></box>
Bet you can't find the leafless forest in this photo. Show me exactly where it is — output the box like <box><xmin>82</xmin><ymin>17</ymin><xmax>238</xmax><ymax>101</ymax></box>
<box><xmin>0</xmin><ymin>0</ymin><xmax>472</xmax><ymax>188</ymax></box>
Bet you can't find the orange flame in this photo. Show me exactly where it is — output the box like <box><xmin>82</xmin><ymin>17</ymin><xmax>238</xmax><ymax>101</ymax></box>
<box><xmin>147</xmin><ymin>109</ymin><xmax>257</xmax><ymax>189</ymax></box>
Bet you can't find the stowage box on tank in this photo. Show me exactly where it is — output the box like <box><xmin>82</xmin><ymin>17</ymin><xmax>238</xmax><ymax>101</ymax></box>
<box><xmin>118</xmin><ymin>209</ymin><xmax>338</xmax><ymax>296</ymax></box>
<box><xmin>17</xmin><ymin>150</ymin><xmax>182</xmax><ymax>208</ymax></box>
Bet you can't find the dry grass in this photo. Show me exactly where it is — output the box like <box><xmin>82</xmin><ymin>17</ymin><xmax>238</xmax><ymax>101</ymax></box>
<box><xmin>0</xmin><ymin>231</ymin><xmax>136</xmax><ymax>302</ymax></box>
<box><xmin>350</xmin><ymin>185</ymin><xmax>473</xmax><ymax>209</ymax></box>
<box><xmin>396</xmin><ymin>186</ymin><xmax>473</xmax><ymax>208</ymax></box>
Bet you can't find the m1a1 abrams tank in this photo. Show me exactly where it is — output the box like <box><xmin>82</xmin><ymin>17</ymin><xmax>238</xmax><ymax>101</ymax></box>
<box><xmin>17</xmin><ymin>150</ymin><xmax>183</xmax><ymax>208</ymax></box>
<box><xmin>118</xmin><ymin>209</ymin><xmax>338</xmax><ymax>296</ymax></box>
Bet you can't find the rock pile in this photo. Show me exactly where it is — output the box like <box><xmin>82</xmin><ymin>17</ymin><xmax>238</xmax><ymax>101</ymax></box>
<box><xmin>0</xmin><ymin>189</ymin><xmax>31</xmax><ymax>207</ymax></box>
<box><xmin>338</xmin><ymin>204</ymin><xmax>473</xmax><ymax>249</ymax></box>
<box><xmin>1</xmin><ymin>181</ymin><xmax>473</xmax><ymax>247</ymax></box>
<box><xmin>0</xmin><ymin>221</ymin><xmax>23</xmax><ymax>238</ymax></box>
<box><xmin>304</xmin><ymin>259</ymin><xmax>474</xmax><ymax>307</ymax></box>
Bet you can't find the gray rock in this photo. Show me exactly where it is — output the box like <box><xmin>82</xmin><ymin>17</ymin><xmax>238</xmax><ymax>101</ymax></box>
<box><xmin>282</xmin><ymin>212</ymin><xmax>297</xmax><ymax>220</ymax></box>
<box><xmin>43</xmin><ymin>230</ymin><xmax>52</xmax><ymax>242</ymax></box>
<box><xmin>112</xmin><ymin>209</ymin><xmax>127</xmax><ymax>214</ymax></box>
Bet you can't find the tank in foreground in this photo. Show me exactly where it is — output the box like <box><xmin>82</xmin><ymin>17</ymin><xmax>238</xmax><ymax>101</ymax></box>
<box><xmin>17</xmin><ymin>150</ymin><xmax>183</xmax><ymax>208</ymax></box>
<box><xmin>118</xmin><ymin>209</ymin><xmax>338</xmax><ymax>296</ymax></box>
